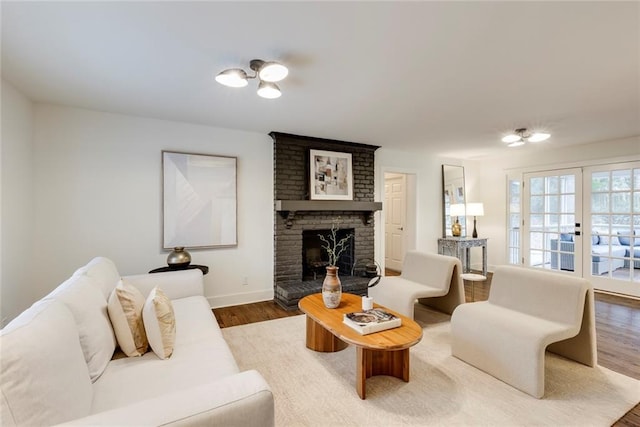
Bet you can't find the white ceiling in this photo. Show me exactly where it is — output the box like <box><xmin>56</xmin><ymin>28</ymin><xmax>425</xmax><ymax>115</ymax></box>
<box><xmin>2</xmin><ymin>1</ymin><xmax>639</xmax><ymax>159</ymax></box>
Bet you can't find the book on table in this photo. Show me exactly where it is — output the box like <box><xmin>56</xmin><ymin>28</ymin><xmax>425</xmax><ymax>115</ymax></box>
<box><xmin>343</xmin><ymin>308</ymin><xmax>402</xmax><ymax>335</ymax></box>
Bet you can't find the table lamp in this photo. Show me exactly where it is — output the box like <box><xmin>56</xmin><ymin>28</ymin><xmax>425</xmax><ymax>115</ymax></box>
<box><xmin>466</xmin><ymin>202</ymin><xmax>484</xmax><ymax>238</ymax></box>
<box><xmin>450</xmin><ymin>203</ymin><xmax>465</xmax><ymax>237</ymax></box>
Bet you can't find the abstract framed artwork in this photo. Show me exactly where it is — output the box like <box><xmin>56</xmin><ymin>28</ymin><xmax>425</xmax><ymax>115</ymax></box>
<box><xmin>309</xmin><ymin>149</ymin><xmax>353</xmax><ymax>200</ymax></box>
<box><xmin>162</xmin><ymin>151</ymin><xmax>237</xmax><ymax>249</ymax></box>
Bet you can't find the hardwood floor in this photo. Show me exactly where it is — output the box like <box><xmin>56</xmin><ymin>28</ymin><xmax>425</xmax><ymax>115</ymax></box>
<box><xmin>213</xmin><ymin>271</ymin><xmax>640</xmax><ymax>426</ymax></box>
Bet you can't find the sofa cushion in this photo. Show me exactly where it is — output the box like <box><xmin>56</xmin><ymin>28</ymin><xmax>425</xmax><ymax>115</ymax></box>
<box><xmin>0</xmin><ymin>300</ymin><xmax>92</xmax><ymax>426</ymax></box>
<box><xmin>91</xmin><ymin>296</ymin><xmax>239</xmax><ymax>414</ymax></box>
<box><xmin>45</xmin><ymin>274</ymin><xmax>116</xmax><ymax>382</ymax></box>
<box><xmin>75</xmin><ymin>257</ymin><xmax>121</xmax><ymax>300</ymax></box>
<box><xmin>108</xmin><ymin>280</ymin><xmax>148</xmax><ymax>357</ymax></box>
<box><xmin>560</xmin><ymin>233</ymin><xmax>574</xmax><ymax>242</ymax></box>
<box><xmin>143</xmin><ymin>287</ymin><xmax>176</xmax><ymax>359</ymax></box>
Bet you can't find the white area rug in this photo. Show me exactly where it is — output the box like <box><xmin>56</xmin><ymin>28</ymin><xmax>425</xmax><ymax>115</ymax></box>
<box><xmin>222</xmin><ymin>311</ymin><xmax>640</xmax><ymax>426</ymax></box>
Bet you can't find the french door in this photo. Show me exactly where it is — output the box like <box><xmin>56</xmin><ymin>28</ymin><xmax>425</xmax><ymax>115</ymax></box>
<box><xmin>520</xmin><ymin>163</ymin><xmax>640</xmax><ymax>297</ymax></box>
<box><xmin>522</xmin><ymin>169</ymin><xmax>583</xmax><ymax>276</ymax></box>
<box><xmin>583</xmin><ymin>162</ymin><xmax>639</xmax><ymax>296</ymax></box>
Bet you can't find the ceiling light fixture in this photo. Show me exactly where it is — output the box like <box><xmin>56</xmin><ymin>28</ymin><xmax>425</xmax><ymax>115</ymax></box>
<box><xmin>215</xmin><ymin>59</ymin><xmax>288</xmax><ymax>99</ymax></box>
<box><xmin>501</xmin><ymin>128</ymin><xmax>551</xmax><ymax>147</ymax></box>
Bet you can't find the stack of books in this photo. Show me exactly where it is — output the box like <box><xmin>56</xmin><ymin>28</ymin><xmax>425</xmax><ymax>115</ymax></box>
<box><xmin>343</xmin><ymin>308</ymin><xmax>402</xmax><ymax>335</ymax></box>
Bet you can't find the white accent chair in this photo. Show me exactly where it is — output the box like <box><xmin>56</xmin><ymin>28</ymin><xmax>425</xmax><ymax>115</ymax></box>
<box><xmin>451</xmin><ymin>265</ymin><xmax>597</xmax><ymax>398</ymax></box>
<box><xmin>369</xmin><ymin>251</ymin><xmax>465</xmax><ymax>319</ymax></box>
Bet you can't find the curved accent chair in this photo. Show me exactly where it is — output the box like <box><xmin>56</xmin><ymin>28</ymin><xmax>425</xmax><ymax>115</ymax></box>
<box><xmin>451</xmin><ymin>265</ymin><xmax>597</xmax><ymax>398</ymax></box>
<box><xmin>369</xmin><ymin>251</ymin><xmax>465</xmax><ymax>319</ymax></box>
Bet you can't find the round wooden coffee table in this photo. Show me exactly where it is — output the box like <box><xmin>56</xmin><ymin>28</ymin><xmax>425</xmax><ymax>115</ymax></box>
<box><xmin>298</xmin><ymin>293</ymin><xmax>423</xmax><ymax>399</ymax></box>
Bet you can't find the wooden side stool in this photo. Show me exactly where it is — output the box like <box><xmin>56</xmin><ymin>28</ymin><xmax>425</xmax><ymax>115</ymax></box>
<box><xmin>460</xmin><ymin>273</ymin><xmax>486</xmax><ymax>302</ymax></box>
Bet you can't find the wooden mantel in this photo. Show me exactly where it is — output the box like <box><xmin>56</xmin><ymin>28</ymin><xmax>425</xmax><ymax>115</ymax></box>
<box><xmin>275</xmin><ymin>200</ymin><xmax>383</xmax><ymax>228</ymax></box>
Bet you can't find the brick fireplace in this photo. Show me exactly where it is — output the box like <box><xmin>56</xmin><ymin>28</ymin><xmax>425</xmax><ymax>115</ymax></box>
<box><xmin>271</xmin><ymin>132</ymin><xmax>381</xmax><ymax>310</ymax></box>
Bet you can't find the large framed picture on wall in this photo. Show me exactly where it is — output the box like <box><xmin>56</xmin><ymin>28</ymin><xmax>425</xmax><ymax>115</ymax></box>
<box><xmin>309</xmin><ymin>149</ymin><xmax>353</xmax><ymax>200</ymax></box>
<box><xmin>162</xmin><ymin>151</ymin><xmax>237</xmax><ymax>249</ymax></box>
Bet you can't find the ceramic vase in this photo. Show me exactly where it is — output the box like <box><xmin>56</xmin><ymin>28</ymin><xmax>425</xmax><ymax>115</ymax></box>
<box><xmin>322</xmin><ymin>266</ymin><xmax>342</xmax><ymax>308</ymax></box>
<box><xmin>167</xmin><ymin>246</ymin><xmax>191</xmax><ymax>268</ymax></box>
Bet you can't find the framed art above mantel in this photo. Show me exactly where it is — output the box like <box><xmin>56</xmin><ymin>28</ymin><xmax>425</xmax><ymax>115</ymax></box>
<box><xmin>309</xmin><ymin>149</ymin><xmax>353</xmax><ymax>200</ymax></box>
<box><xmin>162</xmin><ymin>151</ymin><xmax>237</xmax><ymax>249</ymax></box>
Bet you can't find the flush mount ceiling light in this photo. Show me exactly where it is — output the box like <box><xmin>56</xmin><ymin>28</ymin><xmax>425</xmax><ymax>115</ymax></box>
<box><xmin>502</xmin><ymin>128</ymin><xmax>551</xmax><ymax>147</ymax></box>
<box><xmin>215</xmin><ymin>59</ymin><xmax>288</xmax><ymax>99</ymax></box>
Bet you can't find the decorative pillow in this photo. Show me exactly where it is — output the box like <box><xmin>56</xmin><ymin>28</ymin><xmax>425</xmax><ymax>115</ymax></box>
<box><xmin>107</xmin><ymin>279</ymin><xmax>148</xmax><ymax>357</ymax></box>
<box><xmin>598</xmin><ymin>234</ymin><xmax>621</xmax><ymax>246</ymax></box>
<box><xmin>142</xmin><ymin>287</ymin><xmax>176</xmax><ymax>359</ymax></box>
<box><xmin>560</xmin><ymin>233</ymin><xmax>573</xmax><ymax>242</ymax></box>
<box><xmin>591</xmin><ymin>234</ymin><xmax>600</xmax><ymax>245</ymax></box>
<box><xmin>617</xmin><ymin>231</ymin><xmax>634</xmax><ymax>246</ymax></box>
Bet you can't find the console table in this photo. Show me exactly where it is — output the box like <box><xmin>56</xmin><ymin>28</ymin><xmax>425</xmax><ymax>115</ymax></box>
<box><xmin>149</xmin><ymin>264</ymin><xmax>209</xmax><ymax>275</ymax></box>
<box><xmin>438</xmin><ymin>237</ymin><xmax>487</xmax><ymax>276</ymax></box>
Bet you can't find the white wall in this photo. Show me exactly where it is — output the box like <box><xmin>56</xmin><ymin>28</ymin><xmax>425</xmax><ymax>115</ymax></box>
<box><xmin>1</xmin><ymin>80</ymin><xmax>35</xmax><ymax>325</ymax></box>
<box><xmin>470</xmin><ymin>136</ymin><xmax>640</xmax><ymax>270</ymax></box>
<box><xmin>30</xmin><ymin>104</ymin><xmax>274</xmax><ymax>309</ymax></box>
<box><xmin>375</xmin><ymin>148</ymin><xmax>448</xmax><ymax>268</ymax></box>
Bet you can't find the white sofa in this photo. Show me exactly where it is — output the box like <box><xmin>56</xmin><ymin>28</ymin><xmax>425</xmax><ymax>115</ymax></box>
<box><xmin>1</xmin><ymin>257</ymin><xmax>274</xmax><ymax>426</ymax></box>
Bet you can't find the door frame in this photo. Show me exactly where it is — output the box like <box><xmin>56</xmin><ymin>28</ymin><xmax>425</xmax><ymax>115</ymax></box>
<box><xmin>377</xmin><ymin>168</ymin><xmax>417</xmax><ymax>273</ymax></box>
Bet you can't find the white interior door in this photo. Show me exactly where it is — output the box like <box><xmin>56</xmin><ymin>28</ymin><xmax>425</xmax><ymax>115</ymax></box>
<box><xmin>522</xmin><ymin>168</ymin><xmax>583</xmax><ymax>277</ymax></box>
<box><xmin>385</xmin><ymin>173</ymin><xmax>406</xmax><ymax>271</ymax></box>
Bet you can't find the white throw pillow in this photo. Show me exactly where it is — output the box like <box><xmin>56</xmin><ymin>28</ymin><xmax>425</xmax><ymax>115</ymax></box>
<box><xmin>107</xmin><ymin>279</ymin><xmax>148</xmax><ymax>356</ymax></box>
<box><xmin>143</xmin><ymin>287</ymin><xmax>176</xmax><ymax>359</ymax></box>
<box><xmin>45</xmin><ymin>274</ymin><xmax>116</xmax><ymax>382</ymax></box>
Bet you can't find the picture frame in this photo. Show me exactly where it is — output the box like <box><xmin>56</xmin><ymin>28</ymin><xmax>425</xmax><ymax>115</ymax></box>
<box><xmin>162</xmin><ymin>150</ymin><xmax>237</xmax><ymax>249</ymax></box>
<box><xmin>309</xmin><ymin>149</ymin><xmax>353</xmax><ymax>200</ymax></box>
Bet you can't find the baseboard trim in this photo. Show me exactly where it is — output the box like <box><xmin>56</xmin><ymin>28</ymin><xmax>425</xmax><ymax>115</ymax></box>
<box><xmin>207</xmin><ymin>289</ymin><xmax>275</xmax><ymax>309</ymax></box>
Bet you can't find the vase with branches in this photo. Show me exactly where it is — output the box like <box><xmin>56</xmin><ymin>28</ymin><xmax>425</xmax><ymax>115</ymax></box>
<box><xmin>319</xmin><ymin>219</ymin><xmax>353</xmax><ymax>308</ymax></box>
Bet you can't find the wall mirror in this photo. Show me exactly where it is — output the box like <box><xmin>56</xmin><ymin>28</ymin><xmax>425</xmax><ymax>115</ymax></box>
<box><xmin>442</xmin><ymin>164</ymin><xmax>466</xmax><ymax>237</ymax></box>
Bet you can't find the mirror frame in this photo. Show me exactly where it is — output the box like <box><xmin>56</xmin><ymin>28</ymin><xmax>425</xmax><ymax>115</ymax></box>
<box><xmin>442</xmin><ymin>164</ymin><xmax>467</xmax><ymax>237</ymax></box>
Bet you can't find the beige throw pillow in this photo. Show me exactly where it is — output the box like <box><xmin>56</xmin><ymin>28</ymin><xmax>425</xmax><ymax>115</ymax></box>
<box><xmin>107</xmin><ymin>279</ymin><xmax>148</xmax><ymax>357</ymax></box>
<box><xmin>142</xmin><ymin>287</ymin><xmax>176</xmax><ymax>359</ymax></box>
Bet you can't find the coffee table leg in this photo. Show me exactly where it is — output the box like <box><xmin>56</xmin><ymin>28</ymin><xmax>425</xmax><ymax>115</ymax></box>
<box><xmin>356</xmin><ymin>347</ymin><xmax>410</xmax><ymax>399</ymax></box>
<box><xmin>305</xmin><ymin>316</ymin><xmax>348</xmax><ymax>352</ymax></box>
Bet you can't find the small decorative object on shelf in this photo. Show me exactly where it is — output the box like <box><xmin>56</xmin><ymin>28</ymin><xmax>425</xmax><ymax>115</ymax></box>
<box><xmin>166</xmin><ymin>246</ymin><xmax>191</xmax><ymax>268</ymax></box>
<box><xmin>343</xmin><ymin>308</ymin><xmax>402</xmax><ymax>335</ymax></box>
<box><xmin>319</xmin><ymin>218</ymin><xmax>352</xmax><ymax>308</ymax></box>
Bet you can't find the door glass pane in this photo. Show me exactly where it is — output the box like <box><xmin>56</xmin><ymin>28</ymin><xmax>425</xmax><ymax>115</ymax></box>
<box><xmin>612</xmin><ymin>170</ymin><xmax>631</xmax><ymax>191</ymax></box>
<box><xmin>592</xmin><ymin>172</ymin><xmax>609</xmax><ymax>192</ymax></box>
<box><xmin>530</xmin><ymin>196</ymin><xmax>544</xmax><ymax>213</ymax></box>
<box><xmin>591</xmin><ymin>193</ymin><xmax>609</xmax><ymax>213</ymax></box>
<box><xmin>546</xmin><ymin>195</ymin><xmax>559</xmax><ymax>213</ymax></box>
<box><xmin>547</xmin><ymin>176</ymin><xmax>559</xmax><ymax>193</ymax></box>
<box><xmin>562</xmin><ymin>175</ymin><xmax>576</xmax><ymax>193</ymax></box>
<box><xmin>611</xmin><ymin>193</ymin><xmax>630</xmax><ymax>213</ymax></box>
<box><xmin>530</xmin><ymin>177</ymin><xmax>544</xmax><ymax>195</ymax></box>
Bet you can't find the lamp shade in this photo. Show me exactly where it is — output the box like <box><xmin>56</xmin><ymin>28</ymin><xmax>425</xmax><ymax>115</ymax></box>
<box><xmin>215</xmin><ymin>69</ymin><xmax>248</xmax><ymax>88</ymax></box>
<box><xmin>466</xmin><ymin>203</ymin><xmax>484</xmax><ymax>217</ymax></box>
<box><xmin>450</xmin><ymin>203</ymin><xmax>466</xmax><ymax>217</ymax></box>
<box><xmin>257</xmin><ymin>81</ymin><xmax>282</xmax><ymax>99</ymax></box>
<box><xmin>258</xmin><ymin>62</ymin><xmax>289</xmax><ymax>82</ymax></box>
